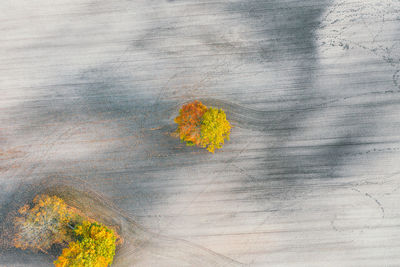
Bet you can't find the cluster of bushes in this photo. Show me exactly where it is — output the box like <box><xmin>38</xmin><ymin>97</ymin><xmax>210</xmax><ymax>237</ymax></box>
<box><xmin>174</xmin><ymin>100</ymin><xmax>231</xmax><ymax>153</ymax></box>
<box><xmin>13</xmin><ymin>194</ymin><xmax>120</xmax><ymax>267</ymax></box>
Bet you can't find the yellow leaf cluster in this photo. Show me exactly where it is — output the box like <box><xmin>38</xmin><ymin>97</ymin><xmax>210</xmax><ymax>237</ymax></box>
<box><xmin>200</xmin><ymin>107</ymin><xmax>231</xmax><ymax>153</ymax></box>
<box><xmin>54</xmin><ymin>221</ymin><xmax>117</xmax><ymax>267</ymax></box>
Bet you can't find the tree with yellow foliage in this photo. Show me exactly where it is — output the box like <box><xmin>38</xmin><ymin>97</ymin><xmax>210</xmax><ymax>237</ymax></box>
<box><xmin>54</xmin><ymin>221</ymin><xmax>117</xmax><ymax>267</ymax></box>
<box><xmin>13</xmin><ymin>194</ymin><xmax>73</xmax><ymax>253</ymax></box>
<box><xmin>174</xmin><ymin>101</ymin><xmax>231</xmax><ymax>153</ymax></box>
<box><xmin>200</xmin><ymin>107</ymin><xmax>231</xmax><ymax>153</ymax></box>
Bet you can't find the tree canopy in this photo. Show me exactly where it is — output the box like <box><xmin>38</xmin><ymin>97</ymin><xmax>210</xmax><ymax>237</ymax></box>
<box><xmin>200</xmin><ymin>107</ymin><xmax>231</xmax><ymax>153</ymax></box>
<box><xmin>54</xmin><ymin>221</ymin><xmax>117</xmax><ymax>267</ymax></box>
<box><xmin>174</xmin><ymin>100</ymin><xmax>207</xmax><ymax>147</ymax></box>
<box><xmin>174</xmin><ymin>101</ymin><xmax>231</xmax><ymax>153</ymax></box>
<box><xmin>13</xmin><ymin>194</ymin><xmax>73</xmax><ymax>252</ymax></box>
<box><xmin>13</xmin><ymin>194</ymin><xmax>119</xmax><ymax>267</ymax></box>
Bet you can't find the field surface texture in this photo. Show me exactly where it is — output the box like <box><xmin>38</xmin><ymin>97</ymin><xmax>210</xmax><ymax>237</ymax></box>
<box><xmin>1</xmin><ymin>0</ymin><xmax>400</xmax><ymax>266</ymax></box>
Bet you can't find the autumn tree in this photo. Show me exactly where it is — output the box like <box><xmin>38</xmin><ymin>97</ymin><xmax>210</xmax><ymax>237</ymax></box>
<box><xmin>174</xmin><ymin>101</ymin><xmax>231</xmax><ymax>153</ymax></box>
<box><xmin>174</xmin><ymin>100</ymin><xmax>207</xmax><ymax>146</ymax></box>
<box><xmin>13</xmin><ymin>194</ymin><xmax>73</xmax><ymax>253</ymax></box>
<box><xmin>200</xmin><ymin>107</ymin><xmax>231</xmax><ymax>153</ymax></box>
<box><xmin>54</xmin><ymin>221</ymin><xmax>117</xmax><ymax>267</ymax></box>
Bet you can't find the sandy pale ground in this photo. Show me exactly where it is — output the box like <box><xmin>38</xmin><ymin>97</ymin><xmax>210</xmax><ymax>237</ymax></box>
<box><xmin>1</xmin><ymin>0</ymin><xmax>400</xmax><ymax>266</ymax></box>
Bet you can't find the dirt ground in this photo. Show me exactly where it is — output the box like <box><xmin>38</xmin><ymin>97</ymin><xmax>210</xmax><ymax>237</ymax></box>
<box><xmin>1</xmin><ymin>0</ymin><xmax>400</xmax><ymax>266</ymax></box>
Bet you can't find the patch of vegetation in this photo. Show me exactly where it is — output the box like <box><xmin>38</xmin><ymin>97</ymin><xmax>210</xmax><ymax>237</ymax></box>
<box><xmin>13</xmin><ymin>195</ymin><xmax>73</xmax><ymax>252</ymax></box>
<box><xmin>54</xmin><ymin>221</ymin><xmax>116</xmax><ymax>267</ymax></box>
<box><xmin>200</xmin><ymin>107</ymin><xmax>231</xmax><ymax>153</ymax></box>
<box><xmin>174</xmin><ymin>101</ymin><xmax>231</xmax><ymax>153</ymax></box>
<box><xmin>174</xmin><ymin>100</ymin><xmax>207</xmax><ymax>147</ymax></box>
<box><xmin>13</xmin><ymin>194</ymin><xmax>120</xmax><ymax>267</ymax></box>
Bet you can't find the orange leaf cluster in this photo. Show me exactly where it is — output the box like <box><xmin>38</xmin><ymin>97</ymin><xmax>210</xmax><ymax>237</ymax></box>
<box><xmin>174</xmin><ymin>100</ymin><xmax>207</xmax><ymax>146</ymax></box>
<box><xmin>13</xmin><ymin>195</ymin><xmax>72</xmax><ymax>253</ymax></box>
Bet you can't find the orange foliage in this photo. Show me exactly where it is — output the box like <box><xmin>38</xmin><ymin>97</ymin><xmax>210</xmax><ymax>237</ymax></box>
<box><xmin>13</xmin><ymin>195</ymin><xmax>73</xmax><ymax>253</ymax></box>
<box><xmin>174</xmin><ymin>100</ymin><xmax>207</xmax><ymax>146</ymax></box>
